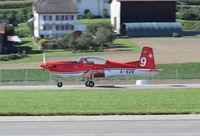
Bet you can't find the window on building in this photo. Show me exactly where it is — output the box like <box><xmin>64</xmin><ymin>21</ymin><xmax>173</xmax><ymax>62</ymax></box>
<box><xmin>65</xmin><ymin>25</ymin><xmax>68</xmax><ymax>30</ymax></box>
<box><xmin>65</xmin><ymin>16</ymin><xmax>68</xmax><ymax>20</ymax></box>
<box><xmin>62</xmin><ymin>16</ymin><xmax>64</xmax><ymax>20</ymax></box>
<box><xmin>43</xmin><ymin>25</ymin><xmax>52</xmax><ymax>31</ymax></box>
<box><xmin>72</xmin><ymin>25</ymin><xmax>74</xmax><ymax>30</ymax></box>
<box><xmin>56</xmin><ymin>16</ymin><xmax>58</xmax><ymax>20</ymax></box>
<box><xmin>43</xmin><ymin>16</ymin><xmax>46</xmax><ymax>20</ymax></box>
<box><xmin>71</xmin><ymin>15</ymin><xmax>74</xmax><ymax>20</ymax></box>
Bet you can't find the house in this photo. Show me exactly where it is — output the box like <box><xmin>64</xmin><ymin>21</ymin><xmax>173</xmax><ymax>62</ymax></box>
<box><xmin>0</xmin><ymin>23</ymin><xmax>5</xmax><ymax>54</ymax></box>
<box><xmin>76</xmin><ymin>0</ymin><xmax>110</xmax><ymax>16</ymax></box>
<box><xmin>109</xmin><ymin>0</ymin><xmax>180</xmax><ymax>36</ymax></box>
<box><xmin>33</xmin><ymin>0</ymin><xmax>82</xmax><ymax>39</ymax></box>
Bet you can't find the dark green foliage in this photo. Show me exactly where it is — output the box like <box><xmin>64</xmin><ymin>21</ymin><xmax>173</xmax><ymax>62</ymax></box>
<box><xmin>84</xmin><ymin>9</ymin><xmax>90</xmax><ymax>16</ymax></box>
<box><xmin>86</xmin><ymin>22</ymin><xmax>113</xmax><ymax>35</ymax></box>
<box><xmin>102</xmin><ymin>9</ymin><xmax>108</xmax><ymax>18</ymax></box>
<box><xmin>27</xmin><ymin>22</ymin><xmax>34</xmax><ymax>35</ymax></box>
<box><xmin>51</xmin><ymin>22</ymin><xmax>114</xmax><ymax>52</ymax></box>
<box><xmin>180</xmin><ymin>9</ymin><xmax>200</xmax><ymax>20</ymax></box>
<box><xmin>0</xmin><ymin>7</ymin><xmax>32</xmax><ymax>23</ymax></box>
<box><xmin>78</xmin><ymin>33</ymin><xmax>93</xmax><ymax>50</ymax></box>
<box><xmin>94</xmin><ymin>27</ymin><xmax>113</xmax><ymax>47</ymax></box>
<box><xmin>0</xmin><ymin>54</ymin><xmax>27</xmax><ymax>61</ymax></box>
<box><xmin>86</xmin><ymin>12</ymin><xmax>94</xmax><ymax>19</ymax></box>
<box><xmin>181</xmin><ymin>0</ymin><xmax>200</xmax><ymax>5</ymax></box>
<box><xmin>0</xmin><ymin>2</ymin><xmax>33</xmax><ymax>9</ymax></box>
<box><xmin>5</xmin><ymin>25</ymin><xmax>14</xmax><ymax>36</ymax></box>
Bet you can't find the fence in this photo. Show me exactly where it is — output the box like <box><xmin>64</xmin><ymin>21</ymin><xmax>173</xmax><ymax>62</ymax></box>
<box><xmin>0</xmin><ymin>68</ymin><xmax>199</xmax><ymax>85</ymax></box>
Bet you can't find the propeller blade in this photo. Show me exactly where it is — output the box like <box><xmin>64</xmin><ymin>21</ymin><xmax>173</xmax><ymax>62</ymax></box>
<box><xmin>43</xmin><ymin>51</ymin><xmax>46</xmax><ymax>66</ymax></box>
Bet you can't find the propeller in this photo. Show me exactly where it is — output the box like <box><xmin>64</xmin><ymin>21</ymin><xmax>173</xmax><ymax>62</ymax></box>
<box><xmin>43</xmin><ymin>51</ymin><xmax>46</xmax><ymax>67</ymax></box>
<box><xmin>41</xmin><ymin>51</ymin><xmax>47</xmax><ymax>71</ymax></box>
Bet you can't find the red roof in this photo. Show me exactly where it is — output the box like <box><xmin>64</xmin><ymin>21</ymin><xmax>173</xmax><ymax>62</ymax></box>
<box><xmin>0</xmin><ymin>23</ymin><xmax>5</xmax><ymax>34</ymax></box>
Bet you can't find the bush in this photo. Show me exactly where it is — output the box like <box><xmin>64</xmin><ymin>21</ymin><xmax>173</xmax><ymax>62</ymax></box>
<box><xmin>0</xmin><ymin>54</ymin><xmax>27</xmax><ymax>61</ymax></box>
<box><xmin>6</xmin><ymin>25</ymin><xmax>14</xmax><ymax>36</ymax></box>
<box><xmin>181</xmin><ymin>0</ymin><xmax>200</xmax><ymax>5</ymax></box>
<box><xmin>102</xmin><ymin>9</ymin><xmax>108</xmax><ymax>18</ymax></box>
<box><xmin>84</xmin><ymin>9</ymin><xmax>90</xmax><ymax>16</ymax></box>
<box><xmin>0</xmin><ymin>2</ymin><xmax>33</xmax><ymax>9</ymax></box>
<box><xmin>86</xmin><ymin>12</ymin><xmax>94</xmax><ymax>19</ymax></box>
<box><xmin>15</xmin><ymin>29</ymin><xmax>29</xmax><ymax>38</ymax></box>
<box><xmin>180</xmin><ymin>9</ymin><xmax>200</xmax><ymax>20</ymax></box>
<box><xmin>46</xmin><ymin>22</ymin><xmax>114</xmax><ymax>52</ymax></box>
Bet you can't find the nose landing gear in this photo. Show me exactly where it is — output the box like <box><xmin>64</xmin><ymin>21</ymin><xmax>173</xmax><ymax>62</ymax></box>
<box><xmin>57</xmin><ymin>80</ymin><xmax>63</xmax><ymax>88</ymax></box>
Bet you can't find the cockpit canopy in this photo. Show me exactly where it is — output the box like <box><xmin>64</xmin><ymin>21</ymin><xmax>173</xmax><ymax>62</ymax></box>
<box><xmin>77</xmin><ymin>56</ymin><xmax>107</xmax><ymax>64</ymax></box>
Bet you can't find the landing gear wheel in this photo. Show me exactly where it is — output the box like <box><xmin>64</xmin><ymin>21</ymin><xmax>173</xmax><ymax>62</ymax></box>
<box><xmin>57</xmin><ymin>81</ymin><xmax>63</xmax><ymax>88</ymax></box>
<box><xmin>88</xmin><ymin>81</ymin><xmax>95</xmax><ymax>88</ymax></box>
<box><xmin>85</xmin><ymin>81</ymin><xmax>90</xmax><ymax>87</ymax></box>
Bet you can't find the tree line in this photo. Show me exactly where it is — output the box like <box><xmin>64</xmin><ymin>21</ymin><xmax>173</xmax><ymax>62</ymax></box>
<box><xmin>40</xmin><ymin>22</ymin><xmax>114</xmax><ymax>52</ymax></box>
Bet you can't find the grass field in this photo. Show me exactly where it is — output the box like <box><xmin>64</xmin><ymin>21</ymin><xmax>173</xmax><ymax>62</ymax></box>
<box><xmin>77</xmin><ymin>18</ymin><xmax>110</xmax><ymax>24</ymax></box>
<box><xmin>0</xmin><ymin>88</ymin><xmax>199</xmax><ymax>115</ymax></box>
<box><xmin>0</xmin><ymin>62</ymin><xmax>200</xmax><ymax>82</ymax></box>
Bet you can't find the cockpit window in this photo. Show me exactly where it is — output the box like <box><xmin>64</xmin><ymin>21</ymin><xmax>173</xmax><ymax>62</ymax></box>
<box><xmin>77</xmin><ymin>56</ymin><xmax>106</xmax><ymax>64</ymax></box>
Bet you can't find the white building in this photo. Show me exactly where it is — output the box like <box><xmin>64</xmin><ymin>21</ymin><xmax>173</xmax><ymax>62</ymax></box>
<box><xmin>76</xmin><ymin>0</ymin><xmax>110</xmax><ymax>16</ymax></box>
<box><xmin>33</xmin><ymin>0</ymin><xmax>83</xmax><ymax>39</ymax></box>
<box><xmin>109</xmin><ymin>0</ymin><xmax>121</xmax><ymax>33</ymax></box>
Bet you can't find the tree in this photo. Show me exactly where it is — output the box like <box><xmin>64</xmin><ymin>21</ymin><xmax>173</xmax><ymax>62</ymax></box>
<box><xmin>27</xmin><ymin>22</ymin><xmax>34</xmax><ymax>36</ymax></box>
<box><xmin>180</xmin><ymin>8</ymin><xmax>200</xmax><ymax>20</ymax></box>
<box><xmin>6</xmin><ymin>25</ymin><xmax>14</xmax><ymax>36</ymax></box>
<box><xmin>93</xmin><ymin>27</ymin><xmax>113</xmax><ymax>50</ymax></box>
<box><xmin>86</xmin><ymin>22</ymin><xmax>113</xmax><ymax>35</ymax></box>
<box><xmin>78</xmin><ymin>33</ymin><xmax>93</xmax><ymax>50</ymax></box>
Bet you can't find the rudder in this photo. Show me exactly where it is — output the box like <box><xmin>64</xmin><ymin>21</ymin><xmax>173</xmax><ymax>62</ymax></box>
<box><xmin>139</xmin><ymin>47</ymin><xmax>155</xmax><ymax>69</ymax></box>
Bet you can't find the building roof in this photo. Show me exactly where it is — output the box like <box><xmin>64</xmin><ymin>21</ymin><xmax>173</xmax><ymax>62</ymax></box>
<box><xmin>0</xmin><ymin>23</ymin><xmax>5</xmax><ymax>35</ymax></box>
<box><xmin>34</xmin><ymin>0</ymin><xmax>79</xmax><ymax>14</ymax></box>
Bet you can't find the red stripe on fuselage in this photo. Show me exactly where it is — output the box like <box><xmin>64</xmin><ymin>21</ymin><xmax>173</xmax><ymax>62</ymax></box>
<box><xmin>43</xmin><ymin>60</ymin><xmax>154</xmax><ymax>73</ymax></box>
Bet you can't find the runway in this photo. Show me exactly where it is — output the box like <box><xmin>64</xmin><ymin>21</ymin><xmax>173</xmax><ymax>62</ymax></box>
<box><xmin>1</xmin><ymin>115</ymin><xmax>200</xmax><ymax>136</ymax></box>
<box><xmin>0</xmin><ymin>84</ymin><xmax>200</xmax><ymax>90</ymax></box>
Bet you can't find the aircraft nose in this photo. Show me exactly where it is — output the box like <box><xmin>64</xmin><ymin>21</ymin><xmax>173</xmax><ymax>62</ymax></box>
<box><xmin>40</xmin><ymin>64</ymin><xmax>45</xmax><ymax>68</ymax></box>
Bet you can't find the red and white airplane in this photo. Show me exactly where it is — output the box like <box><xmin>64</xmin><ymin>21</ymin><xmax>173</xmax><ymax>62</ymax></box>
<box><xmin>40</xmin><ymin>47</ymin><xmax>160</xmax><ymax>87</ymax></box>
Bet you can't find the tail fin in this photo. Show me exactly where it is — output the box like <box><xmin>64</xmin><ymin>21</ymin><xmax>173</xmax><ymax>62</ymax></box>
<box><xmin>126</xmin><ymin>47</ymin><xmax>156</xmax><ymax>69</ymax></box>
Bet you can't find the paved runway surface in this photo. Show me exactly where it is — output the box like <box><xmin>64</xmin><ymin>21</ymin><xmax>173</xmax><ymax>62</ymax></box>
<box><xmin>1</xmin><ymin>115</ymin><xmax>200</xmax><ymax>136</ymax></box>
<box><xmin>0</xmin><ymin>84</ymin><xmax>200</xmax><ymax>90</ymax></box>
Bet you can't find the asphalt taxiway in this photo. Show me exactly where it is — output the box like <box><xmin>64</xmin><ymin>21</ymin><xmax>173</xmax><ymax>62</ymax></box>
<box><xmin>0</xmin><ymin>84</ymin><xmax>200</xmax><ymax>90</ymax></box>
<box><xmin>1</xmin><ymin>115</ymin><xmax>200</xmax><ymax>136</ymax></box>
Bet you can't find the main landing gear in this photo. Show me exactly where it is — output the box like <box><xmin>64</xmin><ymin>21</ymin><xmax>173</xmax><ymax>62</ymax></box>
<box><xmin>57</xmin><ymin>80</ymin><xmax>63</xmax><ymax>88</ymax></box>
<box><xmin>85</xmin><ymin>80</ymin><xmax>95</xmax><ymax>88</ymax></box>
<box><xmin>56</xmin><ymin>79</ymin><xmax>95</xmax><ymax>88</ymax></box>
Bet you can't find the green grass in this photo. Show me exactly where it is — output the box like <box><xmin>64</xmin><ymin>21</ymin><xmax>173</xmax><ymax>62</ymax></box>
<box><xmin>0</xmin><ymin>89</ymin><xmax>200</xmax><ymax>115</ymax></box>
<box><xmin>77</xmin><ymin>18</ymin><xmax>110</xmax><ymax>24</ymax></box>
<box><xmin>113</xmin><ymin>36</ymin><xmax>141</xmax><ymax>52</ymax></box>
<box><xmin>0</xmin><ymin>62</ymin><xmax>200</xmax><ymax>82</ymax></box>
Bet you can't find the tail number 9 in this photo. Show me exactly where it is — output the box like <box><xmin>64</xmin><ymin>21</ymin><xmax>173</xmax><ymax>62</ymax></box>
<box><xmin>140</xmin><ymin>57</ymin><xmax>147</xmax><ymax>67</ymax></box>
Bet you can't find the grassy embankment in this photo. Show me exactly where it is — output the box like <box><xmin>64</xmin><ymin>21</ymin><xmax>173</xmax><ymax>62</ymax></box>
<box><xmin>0</xmin><ymin>89</ymin><xmax>200</xmax><ymax>115</ymax></box>
<box><xmin>1</xmin><ymin>62</ymin><xmax>200</xmax><ymax>82</ymax></box>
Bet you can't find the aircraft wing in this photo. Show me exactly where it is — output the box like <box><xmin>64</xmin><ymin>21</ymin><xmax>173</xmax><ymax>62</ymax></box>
<box><xmin>82</xmin><ymin>70</ymin><xmax>104</xmax><ymax>78</ymax></box>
